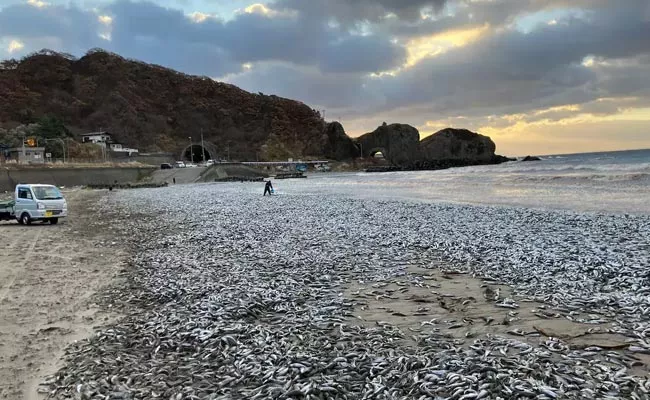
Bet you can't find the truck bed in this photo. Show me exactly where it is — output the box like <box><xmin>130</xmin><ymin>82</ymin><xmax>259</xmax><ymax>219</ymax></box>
<box><xmin>0</xmin><ymin>199</ymin><xmax>15</xmax><ymax>209</ymax></box>
<box><xmin>0</xmin><ymin>199</ymin><xmax>15</xmax><ymax>220</ymax></box>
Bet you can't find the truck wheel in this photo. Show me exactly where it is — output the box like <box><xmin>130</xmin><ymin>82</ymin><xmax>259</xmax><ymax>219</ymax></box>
<box><xmin>50</xmin><ymin>218</ymin><xmax>59</xmax><ymax>225</ymax></box>
<box><xmin>20</xmin><ymin>213</ymin><xmax>31</xmax><ymax>225</ymax></box>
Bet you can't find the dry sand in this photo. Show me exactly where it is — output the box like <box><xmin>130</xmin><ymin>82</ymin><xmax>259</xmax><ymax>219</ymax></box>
<box><xmin>0</xmin><ymin>190</ymin><xmax>124</xmax><ymax>400</ymax></box>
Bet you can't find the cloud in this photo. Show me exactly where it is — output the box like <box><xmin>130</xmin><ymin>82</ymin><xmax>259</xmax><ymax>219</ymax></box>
<box><xmin>105</xmin><ymin>1</ymin><xmax>405</xmax><ymax>73</ymax></box>
<box><xmin>8</xmin><ymin>39</ymin><xmax>24</xmax><ymax>53</ymax></box>
<box><xmin>0</xmin><ymin>0</ymin><xmax>649</xmax><ymax>153</ymax></box>
<box><xmin>357</xmin><ymin>1</ymin><xmax>650</xmax><ymax>118</ymax></box>
<box><xmin>273</xmin><ymin>0</ymin><xmax>449</xmax><ymax>24</ymax></box>
<box><xmin>0</xmin><ymin>3</ymin><xmax>101</xmax><ymax>53</ymax></box>
<box><xmin>226</xmin><ymin>62</ymin><xmax>372</xmax><ymax>113</ymax></box>
<box><xmin>319</xmin><ymin>35</ymin><xmax>406</xmax><ymax>73</ymax></box>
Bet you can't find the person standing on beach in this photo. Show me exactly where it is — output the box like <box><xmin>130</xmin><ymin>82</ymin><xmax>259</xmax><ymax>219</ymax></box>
<box><xmin>264</xmin><ymin>180</ymin><xmax>273</xmax><ymax>196</ymax></box>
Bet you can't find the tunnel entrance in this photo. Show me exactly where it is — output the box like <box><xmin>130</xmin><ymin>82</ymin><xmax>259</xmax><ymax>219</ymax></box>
<box><xmin>183</xmin><ymin>145</ymin><xmax>212</xmax><ymax>163</ymax></box>
<box><xmin>368</xmin><ymin>148</ymin><xmax>387</xmax><ymax>159</ymax></box>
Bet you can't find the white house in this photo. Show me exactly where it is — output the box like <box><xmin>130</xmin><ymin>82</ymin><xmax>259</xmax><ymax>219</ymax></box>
<box><xmin>81</xmin><ymin>132</ymin><xmax>113</xmax><ymax>145</ymax></box>
<box><xmin>80</xmin><ymin>131</ymin><xmax>139</xmax><ymax>155</ymax></box>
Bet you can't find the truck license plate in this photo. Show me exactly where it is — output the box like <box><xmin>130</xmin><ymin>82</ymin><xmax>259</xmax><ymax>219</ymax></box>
<box><xmin>45</xmin><ymin>211</ymin><xmax>53</xmax><ymax>217</ymax></box>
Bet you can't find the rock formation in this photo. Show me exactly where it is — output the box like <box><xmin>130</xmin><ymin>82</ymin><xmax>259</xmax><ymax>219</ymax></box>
<box><xmin>420</xmin><ymin>128</ymin><xmax>496</xmax><ymax>162</ymax></box>
<box><xmin>355</xmin><ymin>124</ymin><xmax>511</xmax><ymax>169</ymax></box>
<box><xmin>321</xmin><ymin>122</ymin><xmax>359</xmax><ymax>161</ymax></box>
<box><xmin>521</xmin><ymin>155</ymin><xmax>542</xmax><ymax>162</ymax></box>
<box><xmin>356</xmin><ymin>123</ymin><xmax>420</xmax><ymax>166</ymax></box>
<box><xmin>0</xmin><ymin>49</ymin><xmax>513</xmax><ymax>168</ymax></box>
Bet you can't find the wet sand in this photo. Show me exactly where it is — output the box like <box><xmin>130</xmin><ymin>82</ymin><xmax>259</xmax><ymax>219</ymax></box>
<box><xmin>345</xmin><ymin>264</ymin><xmax>650</xmax><ymax>376</ymax></box>
<box><xmin>0</xmin><ymin>190</ymin><xmax>124</xmax><ymax>400</ymax></box>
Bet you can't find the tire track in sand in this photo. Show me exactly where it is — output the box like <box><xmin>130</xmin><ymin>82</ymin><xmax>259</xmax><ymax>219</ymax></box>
<box><xmin>0</xmin><ymin>227</ymin><xmax>41</xmax><ymax>304</ymax></box>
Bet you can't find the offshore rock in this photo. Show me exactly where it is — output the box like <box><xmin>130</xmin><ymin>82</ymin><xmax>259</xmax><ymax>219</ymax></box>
<box><xmin>357</xmin><ymin>124</ymin><xmax>511</xmax><ymax>169</ymax></box>
<box><xmin>521</xmin><ymin>155</ymin><xmax>542</xmax><ymax>161</ymax></box>
<box><xmin>420</xmin><ymin>128</ymin><xmax>496</xmax><ymax>162</ymax></box>
<box><xmin>356</xmin><ymin>123</ymin><xmax>420</xmax><ymax>167</ymax></box>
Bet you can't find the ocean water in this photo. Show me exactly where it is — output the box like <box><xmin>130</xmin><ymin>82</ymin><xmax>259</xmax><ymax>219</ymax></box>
<box><xmin>280</xmin><ymin>148</ymin><xmax>650</xmax><ymax>214</ymax></box>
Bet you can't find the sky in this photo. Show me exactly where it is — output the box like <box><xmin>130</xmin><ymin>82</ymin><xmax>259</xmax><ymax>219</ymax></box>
<box><xmin>1</xmin><ymin>0</ymin><xmax>650</xmax><ymax>156</ymax></box>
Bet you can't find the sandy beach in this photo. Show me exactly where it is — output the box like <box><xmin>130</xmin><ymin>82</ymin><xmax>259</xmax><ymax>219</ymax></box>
<box><xmin>1</xmin><ymin>174</ymin><xmax>649</xmax><ymax>398</ymax></box>
<box><xmin>0</xmin><ymin>190</ymin><xmax>125</xmax><ymax>399</ymax></box>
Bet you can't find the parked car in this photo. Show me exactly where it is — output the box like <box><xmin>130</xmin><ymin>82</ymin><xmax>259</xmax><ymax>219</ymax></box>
<box><xmin>160</xmin><ymin>163</ymin><xmax>173</xmax><ymax>170</ymax></box>
<box><xmin>186</xmin><ymin>163</ymin><xmax>198</xmax><ymax>168</ymax></box>
<box><xmin>0</xmin><ymin>184</ymin><xmax>67</xmax><ymax>225</ymax></box>
<box><xmin>206</xmin><ymin>159</ymin><xmax>215</xmax><ymax>167</ymax></box>
<box><xmin>175</xmin><ymin>161</ymin><xmax>186</xmax><ymax>168</ymax></box>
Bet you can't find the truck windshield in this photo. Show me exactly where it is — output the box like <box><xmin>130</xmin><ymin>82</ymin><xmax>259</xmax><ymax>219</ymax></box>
<box><xmin>33</xmin><ymin>186</ymin><xmax>63</xmax><ymax>200</ymax></box>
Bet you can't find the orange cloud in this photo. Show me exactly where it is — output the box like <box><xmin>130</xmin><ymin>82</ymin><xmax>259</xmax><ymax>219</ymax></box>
<box><xmin>404</xmin><ymin>24</ymin><xmax>489</xmax><ymax>67</ymax></box>
<box><xmin>370</xmin><ymin>24</ymin><xmax>490</xmax><ymax>77</ymax></box>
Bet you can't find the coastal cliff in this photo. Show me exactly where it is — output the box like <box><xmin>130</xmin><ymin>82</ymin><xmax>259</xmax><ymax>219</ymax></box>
<box><xmin>0</xmin><ymin>49</ymin><xmax>328</xmax><ymax>160</ymax></box>
<box><xmin>1</xmin><ymin>49</ymin><xmax>510</xmax><ymax>167</ymax></box>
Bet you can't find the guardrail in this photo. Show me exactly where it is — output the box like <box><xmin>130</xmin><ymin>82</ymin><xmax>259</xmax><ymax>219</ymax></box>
<box><xmin>240</xmin><ymin>161</ymin><xmax>329</xmax><ymax>166</ymax></box>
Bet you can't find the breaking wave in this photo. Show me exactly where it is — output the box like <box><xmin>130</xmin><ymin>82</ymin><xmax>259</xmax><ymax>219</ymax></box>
<box><xmin>510</xmin><ymin>172</ymin><xmax>650</xmax><ymax>184</ymax></box>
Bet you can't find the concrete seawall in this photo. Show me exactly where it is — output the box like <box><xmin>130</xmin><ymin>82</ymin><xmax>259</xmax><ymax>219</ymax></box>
<box><xmin>0</xmin><ymin>167</ymin><xmax>155</xmax><ymax>192</ymax></box>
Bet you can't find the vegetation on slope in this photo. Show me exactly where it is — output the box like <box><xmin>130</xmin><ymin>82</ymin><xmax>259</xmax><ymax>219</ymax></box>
<box><xmin>0</xmin><ymin>49</ymin><xmax>330</xmax><ymax>160</ymax></box>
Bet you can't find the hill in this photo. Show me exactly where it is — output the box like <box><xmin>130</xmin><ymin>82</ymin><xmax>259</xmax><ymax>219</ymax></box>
<box><xmin>0</xmin><ymin>49</ymin><xmax>353</xmax><ymax>161</ymax></box>
<box><xmin>0</xmin><ymin>49</ymin><xmax>509</xmax><ymax>167</ymax></box>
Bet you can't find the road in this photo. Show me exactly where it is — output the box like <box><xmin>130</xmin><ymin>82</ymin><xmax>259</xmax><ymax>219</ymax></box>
<box><xmin>150</xmin><ymin>166</ymin><xmax>207</xmax><ymax>185</ymax></box>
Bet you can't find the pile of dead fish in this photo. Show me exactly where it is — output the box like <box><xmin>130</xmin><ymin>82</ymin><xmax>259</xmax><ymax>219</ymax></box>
<box><xmin>45</xmin><ymin>184</ymin><xmax>650</xmax><ymax>399</ymax></box>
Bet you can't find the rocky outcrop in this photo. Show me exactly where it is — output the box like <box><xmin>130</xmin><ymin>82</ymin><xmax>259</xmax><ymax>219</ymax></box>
<box><xmin>321</xmin><ymin>122</ymin><xmax>359</xmax><ymax>161</ymax></box>
<box><xmin>354</xmin><ymin>124</ymin><xmax>509</xmax><ymax>169</ymax></box>
<box><xmin>521</xmin><ymin>155</ymin><xmax>542</xmax><ymax>161</ymax></box>
<box><xmin>420</xmin><ymin>128</ymin><xmax>496</xmax><ymax>162</ymax></box>
<box><xmin>0</xmin><ymin>49</ymin><xmax>512</xmax><ymax>167</ymax></box>
<box><xmin>356</xmin><ymin>123</ymin><xmax>420</xmax><ymax>167</ymax></box>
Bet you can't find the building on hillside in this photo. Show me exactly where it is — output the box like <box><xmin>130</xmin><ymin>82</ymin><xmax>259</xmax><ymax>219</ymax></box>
<box><xmin>5</xmin><ymin>147</ymin><xmax>46</xmax><ymax>164</ymax></box>
<box><xmin>108</xmin><ymin>143</ymin><xmax>139</xmax><ymax>156</ymax></box>
<box><xmin>81</xmin><ymin>131</ymin><xmax>113</xmax><ymax>145</ymax></box>
<box><xmin>80</xmin><ymin>131</ymin><xmax>139</xmax><ymax>156</ymax></box>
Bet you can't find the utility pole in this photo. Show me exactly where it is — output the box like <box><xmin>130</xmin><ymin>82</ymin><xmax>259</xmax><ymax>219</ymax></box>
<box><xmin>188</xmin><ymin>136</ymin><xmax>192</xmax><ymax>162</ymax></box>
<box><xmin>200</xmin><ymin>129</ymin><xmax>205</xmax><ymax>163</ymax></box>
<box><xmin>22</xmin><ymin>135</ymin><xmax>25</xmax><ymax>164</ymax></box>
<box><xmin>65</xmin><ymin>138</ymin><xmax>72</xmax><ymax>163</ymax></box>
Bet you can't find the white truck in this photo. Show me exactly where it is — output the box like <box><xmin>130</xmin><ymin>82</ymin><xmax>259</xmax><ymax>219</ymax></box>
<box><xmin>0</xmin><ymin>184</ymin><xmax>68</xmax><ymax>225</ymax></box>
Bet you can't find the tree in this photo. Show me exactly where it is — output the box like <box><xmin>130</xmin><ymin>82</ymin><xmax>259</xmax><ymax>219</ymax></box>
<box><xmin>0</xmin><ymin>59</ymin><xmax>19</xmax><ymax>70</ymax></box>
<box><xmin>34</xmin><ymin>115</ymin><xmax>72</xmax><ymax>139</ymax></box>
